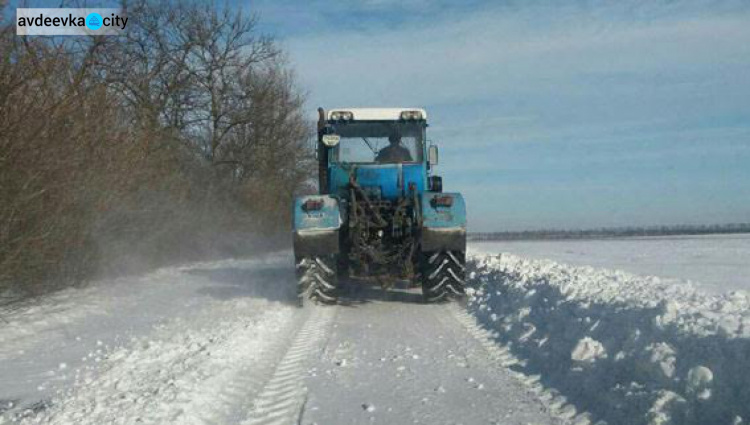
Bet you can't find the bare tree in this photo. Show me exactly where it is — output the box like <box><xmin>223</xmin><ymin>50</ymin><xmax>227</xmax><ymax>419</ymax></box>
<box><xmin>0</xmin><ymin>0</ymin><xmax>311</xmax><ymax>298</ymax></box>
<box><xmin>179</xmin><ymin>2</ymin><xmax>279</xmax><ymax>162</ymax></box>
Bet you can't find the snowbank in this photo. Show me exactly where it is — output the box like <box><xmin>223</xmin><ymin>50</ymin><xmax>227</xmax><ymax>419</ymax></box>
<box><xmin>466</xmin><ymin>253</ymin><xmax>750</xmax><ymax>425</ymax></box>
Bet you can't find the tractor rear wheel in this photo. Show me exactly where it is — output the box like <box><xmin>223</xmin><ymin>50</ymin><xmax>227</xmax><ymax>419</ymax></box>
<box><xmin>296</xmin><ymin>256</ymin><xmax>339</xmax><ymax>306</ymax></box>
<box><xmin>420</xmin><ymin>250</ymin><xmax>466</xmax><ymax>302</ymax></box>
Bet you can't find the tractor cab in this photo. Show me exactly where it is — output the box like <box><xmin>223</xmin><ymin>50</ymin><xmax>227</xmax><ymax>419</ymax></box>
<box><xmin>318</xmin><ymin>108</ymin><xmax>441</xmax><ymax>199</ymax></box>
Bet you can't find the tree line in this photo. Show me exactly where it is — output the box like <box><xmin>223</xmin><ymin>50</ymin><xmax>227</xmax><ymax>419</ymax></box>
<box><xmin>0</xmin><ymin>0</ymin><xmax>314</xmax><ymax>298</ymax></box>
<box><xmin>470</xmin><ymin>223</ymin><xmax>750</xmax><ymax>242</ymax></box>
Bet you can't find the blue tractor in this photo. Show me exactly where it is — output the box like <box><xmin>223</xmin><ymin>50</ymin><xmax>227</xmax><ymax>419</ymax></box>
<box><xmin>293</xmin><ymin>108</ymin><xmax>467</xmax><ymax>304</ymax></box>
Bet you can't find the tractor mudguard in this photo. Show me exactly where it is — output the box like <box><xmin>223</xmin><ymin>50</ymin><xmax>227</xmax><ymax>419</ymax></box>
<box><xmin>292</xmin><ymin>195</ymin><xmax>342</xmax><ymax>258</ymax></box>
<box><xmin>420</xmin><ymin>192</ymin><xmax>467</xmax><ymax>252</ymax></box>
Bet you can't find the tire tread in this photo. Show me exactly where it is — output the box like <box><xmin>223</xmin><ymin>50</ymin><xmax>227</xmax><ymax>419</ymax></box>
<box><xmin>421</xmin><ymin>250</ymin><xmax>466</xmax><ymax>302</ymax></box>
<box><xmin>296</xmin><ymin>255</ymin><xmax>338</xmax><ymax>306</ymax></box>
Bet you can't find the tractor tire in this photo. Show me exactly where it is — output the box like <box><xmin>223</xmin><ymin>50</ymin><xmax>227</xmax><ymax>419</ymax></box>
<box><xmin>420</xmin><ymin>250</ymin><xmax>466</xmax><ymax>302</ymax></box>
<box><xmin>296</xmin><ymin>256</ymin><xmax>339</xmax><ymax>306</ymax></box>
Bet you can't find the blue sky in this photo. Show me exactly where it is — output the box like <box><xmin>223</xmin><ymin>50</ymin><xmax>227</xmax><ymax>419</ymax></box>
<box><xmin>11</xmin><ymin>0</ymin><xmax>750</xmax><ymax>231</ymax></box>
<box><xmin>243</xmin><ymin>0</ymin><xmax>750</xmax><ymax>231</ymax></box>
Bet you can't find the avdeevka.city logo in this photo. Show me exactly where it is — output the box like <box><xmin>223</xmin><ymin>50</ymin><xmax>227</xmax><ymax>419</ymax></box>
<box><xmin>16</xmin><ymin>8</ymin><xmax>127</xmax><ymax>36</ymax></box>
<box><xmin>86</xmin><ymin>13</ymin><xmax>103</xmax><ymax>31</ymax></box>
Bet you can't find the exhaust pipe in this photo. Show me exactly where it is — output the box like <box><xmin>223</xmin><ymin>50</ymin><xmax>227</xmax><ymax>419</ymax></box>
<box><xmin>317</xmin><ymin>107</ymin><xmax>328</xmax><ymax>194</ymax></box>
<box><xmin>317</xmin><ymin>107</ymin><xmax>326</xmax><ymax>131</ymax></box>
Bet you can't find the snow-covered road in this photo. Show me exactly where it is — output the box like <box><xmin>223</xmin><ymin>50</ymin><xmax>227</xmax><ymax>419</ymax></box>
<box><xmin>4</xmin><ymin>242</ymin><xmax>748</xmax><ymax>425</ymax></box>
<box><xmin>302</xmin><ymin>286</ymin><xmax>565</xmax><ymax>425</ymax></box>
<box><xmin>1</xmin><ymin>252</ymin><xmax>566</xmax><ymax>425</ymax></box>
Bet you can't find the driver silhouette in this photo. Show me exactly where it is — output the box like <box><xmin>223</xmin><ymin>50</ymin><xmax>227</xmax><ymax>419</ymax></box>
<box><xmin>376</xmin><ymin>134</ymin><xmax>413</xmax><ymax>163</ymax></box>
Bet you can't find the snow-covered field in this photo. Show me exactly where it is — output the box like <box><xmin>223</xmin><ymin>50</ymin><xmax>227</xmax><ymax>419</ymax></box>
<box><xmin>470</xmin><ymin>234</ymin><xmax>750</xmax><ymax>293</ymax></box>
<box><xmin>2</xmin><ymin>236</ymin><xmax>749</xmax><ymax>425</ymax></box>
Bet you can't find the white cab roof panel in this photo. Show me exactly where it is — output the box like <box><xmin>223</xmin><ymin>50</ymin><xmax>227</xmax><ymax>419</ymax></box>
<box><xmin>327</xmin><ymin>108</ymin><xmax>427</xmax><ymax>121</ymax></box>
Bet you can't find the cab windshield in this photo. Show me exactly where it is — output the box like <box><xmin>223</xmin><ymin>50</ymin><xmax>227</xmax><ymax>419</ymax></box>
<box><xmin>331</xmin><ymin>121</ymin><xmax>424</xmax><ymax>164</ymax></box>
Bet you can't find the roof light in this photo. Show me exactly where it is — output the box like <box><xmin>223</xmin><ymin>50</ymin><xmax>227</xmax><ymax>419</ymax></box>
<box><xmin>400</xmin><ymin>110</ymin><xmax>423</xmax><ymax>120</ymax></box>
<box><xmin>330</xmin><ymin>111</ymin><xmax>353</xmax><ymax>121</ymax></box>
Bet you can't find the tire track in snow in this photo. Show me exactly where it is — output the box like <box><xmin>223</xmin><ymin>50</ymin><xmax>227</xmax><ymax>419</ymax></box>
<box><xmin>241</xmin><ymin>305</ymin><xmax>336</xmax><ymax>425</ymax></box>
<box><xmin>448</xmin><ymin>303</ymin><xmax>594</xmax><ymax>425</ymax></box>
<box><xmin>13</xmin><ymin>302</ymin><xmax>301</xmax><ymax>425</ymax></box>
<box><xmin>165</xmin><ymin>308</ymin><xmax>308</xmax><ymax>425</ymax></box>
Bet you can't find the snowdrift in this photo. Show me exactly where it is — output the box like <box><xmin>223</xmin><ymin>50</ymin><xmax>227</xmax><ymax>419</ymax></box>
<box><xmin>467</xmin><ymin>253</ymin><xmax>750</xmax><ymax>425</ymax></box>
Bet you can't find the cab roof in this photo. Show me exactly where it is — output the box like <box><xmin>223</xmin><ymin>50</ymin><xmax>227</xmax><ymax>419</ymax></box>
<box><xmin>326</xmin><ymin>108</ymin><xmax>427</xmax><ymax>121</ymax></box>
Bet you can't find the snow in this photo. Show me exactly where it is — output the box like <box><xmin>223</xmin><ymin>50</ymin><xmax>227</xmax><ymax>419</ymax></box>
<box><xmin>4</xmin><ymin>236</ymin><xmax>749</xmax><ymax>425</ymax></box>
<box><xmin>470</xmin><ymin>233</ymin><xmax>750</xmax><ymax>293</ymax></box>
<box><xmin>570</xmin><ymin>337</ymin><xmax>607</xmax><ymax>364</ymax></box>
<box><xmin>1</xmin><ymin>252</ymin><xmax>567</xmax><ymax>425</ymax></box>
<box><xmin>0</xmin><ymin>253</ymin><xmax>300</xmax><ymax>423</ymax></box>
<box><xmin>466</xmin><ymin>251</ymin><xmax>750</xmax><ymax>425</ymax></box>
<box><xmin>685</xmin><ymin>366</ymin><xmax>713</xmax><ymax>401</ymax></box>
<box><xmin>299</xmin><ymin>286</ymin><xmax>568</xmax><ymax>425</ymax></box>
